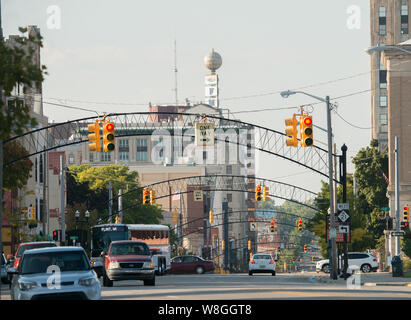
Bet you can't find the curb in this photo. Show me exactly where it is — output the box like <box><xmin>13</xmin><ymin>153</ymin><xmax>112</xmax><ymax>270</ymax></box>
<box><xmin>363</xmin><ymin>282</ymin><xmax>411</xmax><ymax>287</ymax></box>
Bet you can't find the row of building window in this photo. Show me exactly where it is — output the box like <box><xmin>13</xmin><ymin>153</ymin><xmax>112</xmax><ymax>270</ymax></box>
<box><xmin>379</xmin><ymin>5</ymin><xmax>409</xmax><ymax>35</ymax></box>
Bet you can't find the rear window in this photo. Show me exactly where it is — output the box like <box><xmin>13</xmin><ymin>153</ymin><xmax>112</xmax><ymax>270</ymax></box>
<box><xmin>110</xmin><ymin>243</ymin><xmax>150</xmax><ymax>256</ymax></box>
<box><xmin>17</xmin><ymin>243</ymin><xmax>57</xmax><ymax>257</ymax></box>
<box><xmin>253</xmin><ymin>255</ymin><xmax>271</xmax><ymax>260</ymax></box>
<box><xmin>20</xmin><ymin>250</ymin><xmax>90</xmax><ymax>274</ymax></box>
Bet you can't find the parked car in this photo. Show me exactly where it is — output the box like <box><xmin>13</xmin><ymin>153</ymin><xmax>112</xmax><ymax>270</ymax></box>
<box><xmin>248</xmin><ymin>254</ymin><xmax>276</xmax><ymax>276</ymax></box>
<box><xmin>316</xmin><ymin>252</ymin><xmax>379</xmax><ymax>274</ymax></box>
<box><xmin>1</xmin><ymin>253</ymin><xmax>9</xmax><ymax>284</ymax></box>
<box><xmin>10</xmin><ymin>241</ymin><xmax>58</xmax><ymax>270</ymax></box>
<box><xmin>102</xmin><ymin>240</ymin><xmax>155</xmax><ymax>287</ymax></box>
<box><xmin>169</xmin><ymin>255</ymin><xmax>215</xmax><ymax>274</ymax></box>
<box><xmin>8</xmin><ymin>246</ymin><xmax>100</xmax><ymax>300</ymax></box>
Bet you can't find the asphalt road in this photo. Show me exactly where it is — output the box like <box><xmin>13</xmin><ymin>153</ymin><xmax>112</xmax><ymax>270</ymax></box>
<box><xmin>2</xmin><ymin>272</ymin><xmax>411</xmax><ymax>300</ymax></box>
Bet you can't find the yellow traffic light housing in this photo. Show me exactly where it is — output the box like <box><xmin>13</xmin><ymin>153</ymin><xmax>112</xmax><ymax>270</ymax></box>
<box><xmin>222</xmin><ymin>240</ymin><xmax>225</xmax><ymax>251</ymax></box>
<box><xmin>300</xmin><ymin>115</ymin><xmax>313</xmax><ymax>147</ymax></box>
<box><xmin>209</xmin><ymin>210</ymin><xmax>214</xmax><ymax>224</ymax></box>
<box><xmin>88</xmin><ymin>121</ymin><xmax>101</xmax><ymax>152</ymax></box>
<box><xmin>248</xmin><ymin>240</ymin><xmax>251</xmax><ymax>251</ymax></box>
<box><xmin>270</xmin><ymin>220</ymin><xmax>275</xmax><ymax>232</ymax></box>
<box><xmin>143</xmin><ymin>188</ymin><xmax>150</xmax><ymax>205</ymax></box>
<box><xmin>115</xmin><ymin>216</ymin><xmax>121</xmax><ymax>224</ymax></box>
<box><xmin>150</xmin><ymin>190</ymin><xmax>156</xmax><ymax>205</ymax></box>
<box><xmin>255</xmin><ymin>185</ymin><xmax>262</xmax><ymax>202</ymax></box>
<box><xmin>263</xmin><ymin>185</ymin><xmax>269</xmax><ymax>201</ymax></box>
<box><xmin>298</xmin><ymin>218</ymin><xmax>303</xmax><ymax>231</ymax></box>
<box><xmin>103</xmin><ymin>120</ymin><xmax>115</xmax><ymax>152</ymax></box>
<box><xmin>285</xmin><ymin>114</ymin><xmax>298</xmax><ymax>147</ymax></box>
<box><xmin>172</xmin><ymin>209</ymin><xmax>178</xmax><ymax>224</ymax></box>
<box><xmin>404</xmin><ymin>205</ymin><xmax>409</xmax><ymax>221</ymax></box>
<box><xmin>304</xmin><ymin>244</ymin><xmax>308</xmax><ymax>253</ymax></box>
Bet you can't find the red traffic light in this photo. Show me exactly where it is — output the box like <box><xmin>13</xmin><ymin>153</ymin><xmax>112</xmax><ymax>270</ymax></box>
<box><xmin>144</xmin><ymin>190</ymin><xmax>149</xmax><ymax>195</ymax></box>
<box><xmin>106</xmin><ymin>123</ymin><xmax>114</xmax><ymax>131</ymax></box>
<box><xmin>256</xmin><ymin>186</ymin><xmax>261</xmax><ymax>192</ymax></box>
<box><xmin>298</xmin><ymin>219</ymin><xmax>302</xmax><ymax>224</ymax></box>
<box><xmin>270</xmin><ymin>220</ymin><xmax>274</xmax><ymax>226</ymax></box>
<box><xmin>303</xmin><ymin>117</ymin><xmax>312</xmax><ymax>126</ymax></box>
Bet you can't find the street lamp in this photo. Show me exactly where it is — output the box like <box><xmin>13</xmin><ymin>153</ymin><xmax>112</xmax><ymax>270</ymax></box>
<box><xmin>280</xmin><ymin>89</ymin><xmax>338</xmax><ymax>280</ymax></box>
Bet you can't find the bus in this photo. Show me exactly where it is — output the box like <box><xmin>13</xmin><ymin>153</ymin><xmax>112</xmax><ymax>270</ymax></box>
<box><xmin>90</xmin><ymin>224</ymin><xmax>170</xmax><ymax>277</ymax></box>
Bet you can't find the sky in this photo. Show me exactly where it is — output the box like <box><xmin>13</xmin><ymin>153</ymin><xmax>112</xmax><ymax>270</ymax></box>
<box><xmin>3</xmin><ymin>0</ymin><xmax>373</xmax><ymax>199</ymax></box>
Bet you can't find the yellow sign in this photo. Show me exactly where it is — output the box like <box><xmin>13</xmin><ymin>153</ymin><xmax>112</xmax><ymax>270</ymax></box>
<box><xmin>193</xmin><ymin>190</ymin><xmax>203</xmax><ymax>201</ymax></box>
<box><xmin>195</xmin><ymin>122</ymin><xmax>215</xmax><ymax>146</ymax></box>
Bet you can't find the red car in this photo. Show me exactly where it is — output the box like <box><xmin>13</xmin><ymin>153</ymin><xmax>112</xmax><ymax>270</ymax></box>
<box><xmin>102</xmin><ymin>240</ymin><xmax>155</xmax><ymax>287</ymax></box>
<box><xmin>169</xmin><ymin>255</ymin><xmax>215</xmax><ymax>274</ymax></box>
<box><xmin>9</xmin><ymin>241</ymin><xmax>57</xmax><ymax>270</ymax></box>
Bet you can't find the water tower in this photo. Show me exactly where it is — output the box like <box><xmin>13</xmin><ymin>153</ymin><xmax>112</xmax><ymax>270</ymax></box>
<box><xmin>204</xmin><ymin>49</ymin><xmax>222</xmax><ymax>108</ymax></box>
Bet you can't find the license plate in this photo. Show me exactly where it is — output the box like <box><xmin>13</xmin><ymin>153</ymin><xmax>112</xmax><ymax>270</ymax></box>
<box><xmin>259</xmin><ymin>265</ymin><xmax>265</xmax><ymax>268</ymax></box>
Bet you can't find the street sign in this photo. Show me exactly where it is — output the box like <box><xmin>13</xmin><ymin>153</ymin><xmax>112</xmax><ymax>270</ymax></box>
<box><xmin>249</xmin><ymin>222</ymin><xmax>257</xmax><ymax>231</ymax></box>
<box><xmin>391</xmin><ymin>231</ymin><xmax>405</xmax><ymax>236</ymax></box>
<box><xmin>193</xmin><ymin>190</ymin><xmax>203</xmax><ymax>201</ymax></box>
<box><xmin>339</xmin><ymin>225</ymin><xmax>350</xmax><ymax>233</ymax></box>
<box><xmin>195</xmin><ymin>122</ymin><xmax>215</xmax><ymax>146</ymax></box>
<box><xmin>70</xmin><ymin>236</ymin><xmax>79</xmax><ymax>240</ymax></box>
<box><xmin>326</xmin><ymin>215</ymin><xmax>351</xmax><ymax>243</ymax></box>
<box><xmin>338</xmin><ymin>210</ymin><xmax>350</xmax><ymax>223</ymax></box>
<box><xmin>381</xmin><ymin>207</ymin><xmax>390</xmax><ymax>212</ymax></box>
<box><xmin>337</xmin><ymin>203</ymin><xmax>349</xmax><ymax>211</ymax></box>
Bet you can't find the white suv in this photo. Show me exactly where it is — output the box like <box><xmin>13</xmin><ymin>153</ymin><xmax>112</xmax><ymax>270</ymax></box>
<box><xmin>316</xmin><ymin>252</ymin><xmax>379</xmax><ymax>274</ymax></box>
<box><xmin>249</xmin><ymin>254</ymin><xmax>276</xmax><ymax>276</ymax></box>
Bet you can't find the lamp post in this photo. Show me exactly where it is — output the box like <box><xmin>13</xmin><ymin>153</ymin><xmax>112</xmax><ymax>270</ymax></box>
<box><xmin>280</xmin><ymin>90</ymin><xmax>338</xmax><ymax>280</ymax></box>
<box><xmin>74</xmin><ymin>210</ymin><xmax>90</xmax><ymax>248</ymax></box>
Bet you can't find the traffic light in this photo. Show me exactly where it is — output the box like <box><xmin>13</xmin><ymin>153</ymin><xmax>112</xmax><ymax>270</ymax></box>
<box><xmin>300</xmin><ymin>115</ymin><xmax>313</xmax><ymax>147</ymax></box>
<box><xmin>248</xmin><ymin>240</ymin><xmax>252</xmax><ymax>251</ymax></box>
<box><xmin>143</xmin><ymin>188</ymin><xmax>150</xmax><ymax>205</ymax></box>
<box><xmin>401</xmin><ymin>221</ymin><xmax>409</xmax><ymax>231</ymax></box>
<box><xmin>312</xmin><ymin>256</ymin><xmax>315</xmax><ymax>263</ymax></box>
<box><xmin>31</xmin><ymin>204</ymin><xmax>36</xmax><ymax>220</ymax></box>
<box><xmin>292</xmin><ymin>256</ymin><xmax>296</xmax><ymax>264</ymax></box>
<box><xmin>304</xmin><ymin>244</ymin><xmax>308</xmax><ymax>253</ymax></box>
<box><xmin>222</xmin><ymin>240</ymin><xmax>225</xmax><ymax>251</ymax></box>
<box><xmin>270</xmin><ymin>220</ymin><xmax>275</xmax><ymax>232</ymax></box>
<box><xmin>150</xmin><ymin>190</ymin><xmax>156</xmax><ymax>205</ymax></box>
<box><xmin>255</xmin><ymin>185</ymin><xmax>262</xmax><ymax>202</ymax></box>
<box><xmin>88</xmin><ymin>121</ymin><xmax>101</xmax><ymax>152</ymax></box>
<box><xmin>209</xmin><ymin>210</ymin><xmax>214</xmax><ymax>224</ymax></box>
<box><xmin>285</xmin><ymin>114</ymin><xmax>298</xmax><ymax>147</ymax></box>
<box><xmin>102</xmin><ymin>120</ymin><xmax>115</xmax><ymax>152</ymax></box>
<box><xmin>173</xmin><ymin>209</ymin><xmax>178</xmax><ymax>224</ymax></box>
<box><xmin>298</xmin><ymin>218</ymin><xmax>303</xmax><ymax>231</ymax></box>
<box><xmin>53</xmin><ymin>230</ymin><xmax>58</xmax><ymax>241</ymax></box>
<box><xmin>115</xmin><ymin>216</ymin><xmax>121</xmax><ymax>224</ymax></box>
<box><xmin>263</xmin><ymin>185</ymin><xmax>269</xmax><ymax>201</ymax></box>
<box><xmin>404</xmin><ymin>205</ymin><xmax>409</xmax><ymax>222</ymax></box>
<box><xmin>277</xmin><ymin>247</ymin><xmax>281</xmax><ymax>255</ymax></box>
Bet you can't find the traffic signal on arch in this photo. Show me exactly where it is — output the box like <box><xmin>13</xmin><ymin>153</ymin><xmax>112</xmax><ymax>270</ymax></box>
<box><xmin>209</xmin><ymin>210</ymin><xmax>214</xmax><ymax>224</ymax></box>
<box><xmin>401</xmin><ymin>221</ymin><xmax>409</xmax><ymax>231</ymax></box>
<box><xmin>255</xmin><ymin>185</ymin><xmax>262</xmax><ymax>202</ymax></box>
<box><xmin>143</xmin><ymin>188</ymin><xmax>150</xmax><ymax>205</ymax></box>
<box><xmin>297</xmin><ymin>218</ymin><xmax>303</xmax><ymax>231</ymax></box>
<box><xmin>270</xmin><ymin>220</ymin><xmax>275</xmax><ymax>232</ymax></box>
<box><xmin>304</xmin><ymin>244</ymin><xmax>308</xmax><ymax>253</ymax></box>
<box><xmin>277</xmin><ymin>247</ymin><xmax>281</xmax><ymax>255</ymax></box>
<box><xmin>172</xmin><ymin>209</ymin><xmax>178</xmax><ymax>224</ymax></box>
<box><xmin>88</xmin><ymin>121</ymin><xmax>101</xmax><ymax>152</ymax></box>
<box><xmin>115</xmin><ymin>216</ymin><xmax>121</xmax><ymax>224</ymax></box>
<box><xmin>103</xmin><ymin>120</ymin><xmax>115</xmax><ymax>152</ymax></box>
<box><xmin>263</xmin><ymin>185</ymin><xmax>269</xmax><ymax>201</ymax></box>
<box><xmin>300</xmin><ymin>115</ymin><xmax>313</xmax><ymax>147</ymax></box>
<box><xmin>150</xmin><ymin>190</ymin><xmax>156</xmax><ymax>205</ymax></box>
<box><xmin>248</xmin><ymin>240</ymin><xmax>252</xmax><ymax>251</ymax></box>
<box><xmin>285</xmin><ymin>114</ymin><xmax>298</xmax><ymax>147</ymax></box>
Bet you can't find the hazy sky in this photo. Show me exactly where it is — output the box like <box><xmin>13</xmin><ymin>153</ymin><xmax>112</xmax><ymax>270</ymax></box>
<box><xmin>3</xmin><ymin>0</ymin><xmax>373</xmax><ymax>197</ymax></box>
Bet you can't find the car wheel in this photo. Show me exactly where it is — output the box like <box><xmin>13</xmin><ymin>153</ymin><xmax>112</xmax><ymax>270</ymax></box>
<box><xmin>322</xmin><ymin>264</ymin><xmax>330</xmax><ymax>274</ymax></box>
<box><xmin>144</xmin><ymin>277</ymin><xmax>155</xmax><ymax>286</ymax></box>
<box><xmin>361</xmin><ymin>264</ymin><xmax>372</xmax><ymax>273</ymax></box>
<box><xmin>195</xmin><ymin>266</ymin><xmax>205</xmax><ymax>274</ymax></box>
<box><xmin>103</xmin><ymin>273</ymin><xmax>113</xmax><ymax>287</ymax></box>
<box><xmin>249</xmin><ymin>271</ymin><xmax>253</xmax><ymax>276</ymax></box>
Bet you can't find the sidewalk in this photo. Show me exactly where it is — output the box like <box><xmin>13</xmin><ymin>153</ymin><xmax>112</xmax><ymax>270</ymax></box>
<box><xmin>313</xmin><ymin>271</ymin><xmax>411</xmax><ymax>286</ymax></box>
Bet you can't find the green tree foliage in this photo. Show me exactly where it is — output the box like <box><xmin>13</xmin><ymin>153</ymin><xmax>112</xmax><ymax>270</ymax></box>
<box><xmin>402</xmin><ymin>230</ymin><xmax>411</xmax><ymax>259</ymax></box>
<box><xmin>3</xmin><ymin>140</ymin><xmax>33</xmax><ymax>189</ymax></box>
<box><xmin>0</xmin><ymin>27</ymin><xmax>47</xmax><ymax>140</ymax></box>
<box><xmin>67</xmin><ymin>164</ymin><xmax>163</xmax><ymax>225</ymax></box>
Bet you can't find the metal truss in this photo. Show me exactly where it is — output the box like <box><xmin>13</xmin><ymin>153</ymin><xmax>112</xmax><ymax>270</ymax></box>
<box><xmin>4</xmin><ymin>112</ymin><xmax>340</xmax><ymax>182</ymax></box>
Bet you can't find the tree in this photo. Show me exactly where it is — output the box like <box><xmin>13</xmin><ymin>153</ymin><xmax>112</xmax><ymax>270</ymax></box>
<box><xmin>402</xmin><ymin>230</ymin><xmax>411</xmax><ymax>259</ymax></box>
<box><xmin>67</xmin><ymin>164</ymin><xmax>163</xmax><ymax>225</ymax></box>
<box><xmin>3</xmin><ymin>140</ymin><xmax>33</xmax><ymax>190</ymax></box>
<box><xmin>0</xmin><ymin>27</ymin><xmax>47</xmax><ymax>140</ymax></box>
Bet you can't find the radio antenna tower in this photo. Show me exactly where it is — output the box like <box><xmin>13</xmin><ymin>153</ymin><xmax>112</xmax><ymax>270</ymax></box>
<box><xmin>173</xmin><ymin>39</ymin><xmax>178</xmax><ymax>106</ymax></box>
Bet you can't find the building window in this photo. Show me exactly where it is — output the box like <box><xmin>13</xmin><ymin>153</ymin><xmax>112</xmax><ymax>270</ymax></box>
<box><xmin>380</xmin><ymin>95</ymin><xmax>387</xmax><ymax>107</ymax></box>
<box><xmin>89</xmin><ymin>152</ymin><xmax>94</xmax><ymax>163</ymax></box>
<box><xmin>227</xmin><ymin>193</ymin><xmax>233</xmax><ymax>202</ymax></box>
<box><xmin>136</xmin><ymin>139</ymin><xmax>148</xmax><ymax>161</ymax></box>
<box><xmin>379</xmin><ymin>70</ymin><xmax>387</xmax><ymax>88</ymax></box>
<box><xmin>68</xmin><ymin>154</ymin><xmax>74</xmax><ymax>165</ymax></box>
<box><xmin>380</xmin><ymin>113</ymin><xmax>388</xmax><ymax>125</ymax></box>
<box><xmin>100</xmin><ymin>153</ymin><xmax>111</xmax><ymax>162</ymax></box>
<box><xmin>119</xmin><ymin>139</ymin><xmax>129</xmax><ymax>150</ymax></box>
<box><xmin>379</xmin><ymin>6</ymin><xmax>386</xmax><ymax>35</ymax></box>
<box><xmin>401</xmin><ymin>5</ymin><xmax>409</xmax><ymax>35</ymax></box>
<box><xmin>119</xmin><ymin>152</ymin><xmax>129</xmax><ymax>161</ymax></box>
<box><xmin>226</xmin><ymin>165</ymin><xmax>232</xmax><ymax>175</ymax></box>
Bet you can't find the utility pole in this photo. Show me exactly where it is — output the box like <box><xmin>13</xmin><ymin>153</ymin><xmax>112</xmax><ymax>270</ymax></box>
<box><xmin>326</xmin><ymin>96</ymin><xmax>338</xmax><ymax>280</ymax></box>
<box><xmin>341</xmin><ymin>144</ymin><xmax>349</xmax><ymax>280</ymax></box>
<box><xmin>395</xmin><ymin>136</ymin><xmax>400</xmax><ymax>256</ymax></box>
<box><xmin>0</xmin><ymin>0</ymin><xmax>4</xmax><ymax>255</ymax></box>
<box><xmin>108</xmin><ymin>180</ymin><xmax>112</xmax><ymax>221</ymax></box>
<box><xmin>118</xmin><ymin>189</ymin><xmax>122</xmax><ymax>223</ymax></box>
<box><xmin>60</xmin><ymin>155</ymin><xmax>65</xmax><ymax>245</ymax></box>
<box><xmin>223</xmin><ymin>201</ymin><xmax>229</xmax><ymax>271</ymax></box>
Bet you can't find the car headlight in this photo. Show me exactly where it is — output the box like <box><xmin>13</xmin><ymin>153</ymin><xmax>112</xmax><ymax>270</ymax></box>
<box><xmin>79</xmin><ymin>277</ymin><xmax>97</xmax><ymax>287</ymax></box>
<box><xmin>108</xmin><ymin>261</ymin><xmax>120</xmax><ymax>269</ymax></box>
<box><xmin>143</xmin><ymin>262</ymin><xmax>154</xmax><ymax>269</ymax></box>
<box><xmin>18</xmin><ymin>280</ymin><xmax>38</xmax><ymax>291</ymax></box>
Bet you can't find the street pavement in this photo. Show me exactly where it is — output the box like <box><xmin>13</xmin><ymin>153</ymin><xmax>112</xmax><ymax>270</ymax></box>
<box><xmin>2</xmin><ymin>271</ymin><xmax>411</xmax><ymax>300</ymax></box>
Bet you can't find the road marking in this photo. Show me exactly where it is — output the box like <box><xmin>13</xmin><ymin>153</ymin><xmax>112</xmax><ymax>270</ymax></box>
<box><xmin>272</xmin><ymin>291</ymin><xmax>330</xmax><ymax>298</ymax></box>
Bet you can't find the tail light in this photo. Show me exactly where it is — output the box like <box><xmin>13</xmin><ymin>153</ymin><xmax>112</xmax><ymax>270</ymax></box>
<box><xmin>373</xmin><ymin>258</ymin><xmax>377</xmax><ymax>262</ymax></box>
<box><xmin>251</xmin><ymin>260</ymin><xmax>255</xmax><ymax>264</ymax></box>
<box><xmin>269</xmin><ymin>260</ymin><xmax>274</xmax><ymax>264</ymax></box>
<box><xmin>14</xmin><ymin>257</ymin><xmax>20</xmax><ymax>269</ymax></box>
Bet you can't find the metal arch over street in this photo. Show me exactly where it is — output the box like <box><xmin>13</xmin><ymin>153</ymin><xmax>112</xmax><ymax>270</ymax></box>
<box><xmin>4</xmin><ymin>112</ymin><xmax>340</xmax><ymax>183</ymax></box>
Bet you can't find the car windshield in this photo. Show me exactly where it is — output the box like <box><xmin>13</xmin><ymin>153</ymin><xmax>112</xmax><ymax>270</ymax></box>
<box><xmin>254</xmin><ymin>255</ymin><xmax>271</xmax><ymax>260</ymax></box>
<box><xmin>20</xmin><ymin>251</ymin><xmax>90</xmax><ymax>274</ymax></box>
<box><xmin>17</xmin><ymin>243</ymin><xmax>57</xmax><ymax>258</ymax></box>
<box><xmin>110</xmin><ymin>243</ymin><xmax>150</xmax><ymax>256</ymax></box>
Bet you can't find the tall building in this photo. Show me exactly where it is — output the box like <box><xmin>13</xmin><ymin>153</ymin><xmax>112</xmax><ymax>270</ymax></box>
<box><xmin>370</xmin><ymin>1</ymin><xmax>410</xmax><ymax>151</ymax></box>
